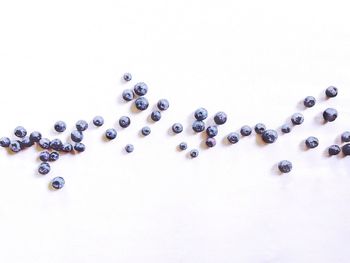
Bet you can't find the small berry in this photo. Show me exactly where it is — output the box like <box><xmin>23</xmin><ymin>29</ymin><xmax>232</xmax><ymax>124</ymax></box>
<box><xmin>51</xmin><ymin>177</ymin><xmax>65</xmax><ymax>189</ymax></box>
<box><xmin>20</xmin><ymin>136</ymin><xmax>34</xmax><ymax>148</ymax></box>
<box><xmin>341</xmin><ymin>131</ymin><xmax>350</xmax><ymax>143</ymax></box>
<box><xmin>206</xmin><ymin>126</ymin><xmax>218</xmax><ymax>137</ymax></box>
<box><xmin>291</xmin><ymin>113</ymin><xmax>304</xmax><ymax>125</ymax></box>
<box><xmin>214</xmin><ymin>112</ymin><xmax>227</xmax><ymax>125</ymax></box>
<box><xmin>125</xmin><ymin>144</ymin><xmax>134</xmax><ymax>153</ymax></box>
<box><xmin>38</xmin><ymin>138</ymin><xmax>50</xmax><ymax>149</ymax></box>
<box><xmin>93</xmin><ymin>116</ymin><xmax>104</xmax><ymax>127</ymax></box>
<box><xmin>305</xmin><ymin>136</ymin><xmax>319</xmax><ymax>149</ymax></box>
<box><xmin>61</xmin><ymin>143</ymin><xmax>73</xmax><ymax>153</ymax></box>
<box><xmin>254</xmin><ymin>123</ymin><xmax>266</xmax><ymax>135</ymax></box>
<box><xmin>323</xmin><ymin>108</ymin><xmax>338</xmax><ymax>122</ymax></box>
<box><xmin>325</xmin><ymin>86</ymin><xmax>338</xmax><ymax>98</ymax></box>
<box><xmin>0</xmin><ymin>137</ymin><xmax>10</xmax><ymax>147</ymax></box>
<box><xmin>190</xmin><ymin>149</ymin><xmax>199</xmax><ymax>158</ymax></box>
<box><xmin>278</xmin><ymin>160</ymin><xmax>293</xmax><ymax>173</ymax></box>
<box><xmin>281</xmin><ymin>124</ymin><xmax>291</xmax><ymax>134</ymax></box>
<box><xmin>39</xmin><ymin>151</ymin><xmax>50</xmax><ymax>162</ymax></box>
<box><xmin>50</xmin><ymin>139</ymin><xmax>63</xmax><ymax>151</ymax></box>
<box><xmin>74</xmin><ymin>143</ymin><xmax>86</xmax><ymax>152</ymax></box>
<box><xmin>105</xmin><ymin>128</ymin><xmax>117</xmax><ymax>140</ymax></box>
<box><xmin>29</xmin><ymin>131</ymin><xmax>42</xmax><ymax>142</ymax></box>
<box><xmin>172</xmin><ymin>123</ymin><xmax>183</xmax><ymax>134</ymax></box>
<box><xmin>192</xmin><ymin>121</ymin><xmax>205</xmax><ymax>133</ymax></box>
<box><xmin>342</xmin><ymin>143</ymin><xmax>350</xmax><ymax>156</ymax></box>
<box><xmin>122</xmin><ymin>89</ymin><xmax>134</xmax><ymax>101</ymax></box>
<box><xmin>133</xmin><ymin>82</ymin><xmax>148</xmax><ymax>96</ymax></box>
<box><xmin>304</xmin><ymin>96</ymin><xmax>316</xmax><ymax>108</ymax></box>
<box><xmin>179</xmin><ymin>142</ymin><xmax>187</xmax><ymax>150</ymax></box>
<box><xmin>123</xmin><ymin>72</ymin><xmax>132</xmax><ymax>81</ymax></box>
<box><xmin>240</xmin><ymin>125</ymin><xmax>252</xmax><ymax>136</ymax></box>
<box><xmin>54</xmin><ymin>121</ymin><xmax>66</xmax><ymax>132</ymax></box>
<box><xmin>49</xmin><ymin>151</ymin><xmax>60</xmax><ymax>161</ymax></box>
<box><xmin>262</xmin><ymin>129</ymin><xmax>278</xmax><ymax>144</ymax></box>
<box><xmin>141</xmin><ymin>126</ymin><xmax>151</xmax><ymax>136</ymax></box>
<box><xmin>119</xmin><ymin>116</ymin><xmax>131</xmax><ymax>128</ymax></box>
<box><xmin>157</xmin><ymin>99</ymin><xmax>169</xmax><ymax>111</ymax></box>
<box><xmin>194</xmin><ymin>108</ymin><xmax>208</xmax><ymax>121</ymax></box>
<box><xmin>206</xmin><ymin>137</ymin><xmax>216</xmax><ymax>148</ymax></box>
<box><xmin>151</xmin><ymin>111</ymin><xmax>161</xmax><ymax>122</ymax></box>
<box><xmin>71</xmin><ymin>130</ymin><xmax>84</xmax><ymax>143</ymax></box>
<box><xmin>135</xmin><ymin>97</ymin><xmax>149</xmax><ymax>111</ymax></box>
<box><xmin>9</xmin><ymin>140</ymin><xmax>21</xmax><ymax>152</ymax></box>
<box><xmin>328</xmin><ymin>145</ymin><xmax>341</xmax><ymax>156</ymax></box>
<box><xmin>14</xmin><ymin>126</ymin><xmax>27</xmax><ymax>138</ymax></box>
<box><xmin>227</xmin><ymin>132</ymin><xmax>239</xmax><ymax>144</ymax></box>
<box><xmin>76</xmin><ymin>120</ymin><xmax>88</xmax><ymax>131</ymax></box>
<box><xmin>38</xmin><ymin>162</ymin><xmax>50</xmax><ymax>175</ymax></box>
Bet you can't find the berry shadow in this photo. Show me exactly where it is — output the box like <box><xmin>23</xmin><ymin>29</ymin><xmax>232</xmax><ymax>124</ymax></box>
<box><xmin>255</xmin><ymin>134</ymin><xmax>267</xmax><ymax>147</ymax></box>
<box><xmin>296</xmin><ymin>100</ymin><xmax>306</xmax><ymax>111</ymax></box>
<box><xmin>314</xmin><ymin>113</ymin><xmax>326</xmax><ymax>125</ymax></box>
<box><xmin>271</xmin><ymin>163</ymin><xmax>282</xmax><ymax>176</ymax></box>
<box><xmin>299</xmin><ymin>140</ymin><xmax>308</xmax><ymax>151</ymax></box>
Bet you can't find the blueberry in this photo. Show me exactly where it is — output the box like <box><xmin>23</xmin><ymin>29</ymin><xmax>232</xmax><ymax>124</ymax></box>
<box><xmin>227</xmin><ymin>132</ymin><xmax>239</xmax><ymax>144</ymax></box>
<box><xmin>304</xmin><ymin>96</ymin><xmax>316</xmax><ymax>108</ymax></box>
<box><xmin>38</xmin><ymin>138</ymin><xmax>51</xmax><ymax>149</ymax></box>
<box><xmin>74</xmin><ymin>142</ymin><xmax>86</xmax><ymax>152</ymax></box>
<box><xmin>93</xmin><ymin>116</ymin><xmax>104</xmax><ymax>127</ymax></box>
<box><xmin>49</xmin><ymin>151</ymin><xmax>60</xmax><ymax>161</ymax></box>
<box><xmin>323</xmin><ymin>108</ymin><xmax>338</xmax><ymax>122</ymax></box>
<box><xmin>76</xmin><ymin>120</ymin><xmax>88</xmax><ymax>131</ymax></box>
<box><xmin>281</xmin><ymin>124</ymin><xmax>291</xmax><ymax>134</ymax></box>
<box><xmin>135</xmin><ymin>97</ymin><xmax>149</xmax><ymax>111</ymax></box>
<box><xmin>54</xmin><ymin>121</ymin><xmax>66</xmax><ymax>133</ymax></box>
<box><xmin>125</xmin><ymin>144</ymin><xmax>134</xmax><ymax>153</ymax></box>
<box><xmin>119</xmin><ymin>116</ymin><xmax>131</xmax><ymax>128</ymax></box>
<box><xmin>51</xmin><ymin>177</ymin><xmax>65</xmax><ymax>190</ymax></box>
<box><xmin>342</xmin><ymin>143</ymin><xmax>350</xmax><ymax>156</ymax></box>
<box><xmin>194</xmin><ymin>108</ymin><xmax>208</xmax><ymax>121</ymax></box>
<box><xmin>206</xmin><ymin>126</ymin><xmax>218</xmax><ymax>137</ymax></box>
<box><xmin>190</xmin><ymin>149</ymin><xmax>199</xmax><ymax>158</ymax></box>
<box><xmin>39</xmin><ymin>151</ymin><xmax>50</xmax><ymax>162</ymax></box>
<box><xmin>133</xmin><ymin>82</ymin><xmax>148</xmax><ymax>96</ymax></box>
<box><xmin>141</xmin><ymin>126</ymin><xmax>151</xmax><ymax>136</ymax></box>
<box><xmin>29</xmin><ymin>131</ymin><xmax>42</xmax><ymax>142</ymax></box>
<box><xmin>0</xmin><ymin>137</ymin><xmax>11</xmax><ymax>147</ymax></box>
<box><xmin>192</xmin><ymin>121</ymin><xmax>205</xmax><ymax>133</ymax></box>
<box><xmin>214</xmin><ymin>112</ymin><xmax>227</xmax><ymax>125</ymax></box>
<box><xmin>71</xmin><ymin>130</ymin><xmax>84</xmax><ymax>143</ymax></box>
<box><xmin>122</xmin><ymin>89</ymin><xmax>134</xmax><ymax>101</ymax></box>
<box><xmin>50</xmin><ymin>139</ymin><xmax>63</xmax><ymax>151</ymax></box>
<box><xmin>179</xmin><ymin>142</ymin><xmax>187</xmax><ymax>151</ymax></box>
<box><xmin>9</xmin><ymin>140</ymin><xmax>21</xmax><ymax>152</ymax></box>
<box><xmin>305</xmin><ymin>136</ymin><xmax>319</xmax><ymax>149</ymax></box>
<box><xmin>291</xmin><ymin>113</ymin><xmax>304</xmax><ymax>125</ymax></box>
<box><xmin>240</xmin><ymin>125</ymin><xmax>252</xmax><ymax>136</ymax></box>
<box><xmin>278</xmin><ymin>160</ymin><xmax>293</xmax><ymax>173</ymax></box>
<box><xmin>123</xmin><ymin>72</ymin><xmax>132</xmax><ymax>81</ymax></box>
<box><xmin>14</xmin><ymin>126</ymin><xmax>27</xmax><ymax>138</ymax></box>
<box><xmin>171</xmin><ymin>123</ymin><xmax>183</xmax><ymax>134</ymax></box>
<box><xmin>20</xmin><ymin>136</ymin><xmax>34</xmax><ymax>148</ymax></box>
<box><xmin>325</xmin><ymin>86</ymin><xmax>338</xmax><ymax>98</ymax></box>
<box><xmin>105</xmin><ymin>128</ymin><xmax>117</xmax><ymax>140</ymax></box>
<box><xmin>328</xmin><ymin>145</ymin><xmax>341</xmax><ymax>156</ymax></box>
<box><xmin>254</xmin><ymin>123</ymin><xmax>266</xmax><ymax>135</ymax></box>
<box><xmin>61</xmin><ymin>143</ymin><xmax>73</xmax><ymax>153</ymax></box>
<box><xmin>206</xmin><ymin>137</ymin><xmax>216</xmax><ymax>148</ymax></box>
<box><xmin>151</xmin><ymin>111</ymin><xmax>161</xmax><ymax>122</ymax></box>
<box><xmin>38</xmin><ymin>162</ymin><xmax>50</xmax><ymax>175</ymax></box>
<box><xmin>157</xmin><ymin>99</ymin><xmax>169</xmax><ymax>111</ymax></box>
<box><xmin>262</xmin><ymin>129</ymin><xmax>278</xmax><ymax>144</ymax></box>
<box><xmin>341</xmin><ymin>131</ymin><xmax>350</xmax><ymax>143</ymax></box>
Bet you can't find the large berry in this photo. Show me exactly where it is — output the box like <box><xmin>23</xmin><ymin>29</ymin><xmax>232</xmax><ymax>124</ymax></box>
<box><xmin>38</xmin><ymin>138</ymin><xmax>50</xmax><ymax>149</ymax></box>
<box><xmin>93</xmin><ymin>116</ymin><xmax>104</xmax><ymax>127</ymax></box>
<box><xmin>0</xmin><ymin>137</ymin><xmax>10</xmax><ymax>147</ymax></box>
<box><xmin>133</xmin><ymin>82</ymin><xmax>148</xmax><ymax>96</ymax></box>
<box><xmin>254</xmin><ymin>123</ymin><xmax>266</xmax><ymax>135</ymax></box>
<box><xmin>214</xmin><ymin>112</ymin><xmax>227</xmax><ymax>125</ymax></box>
<box><xmin>9</xmin><ymin>140</ymin><xmax>21</xmax><ymax>152</ymax></box>
<box><xmin>305</xmin><ymin>136</ymin><xmax>319</xmax><ymax>149</ymax></box>
<box><xmin>20</xmin><ymin>136</ymin><xmax>34</xmax><ymax>148</ymax></box>
<box><xmin>278</xmin><ymin>160</ymin><xmax>293</xmax><ymax>173</ymax></box>
<box><xmin>74</xmin><ymin>143</ymin><xmax>86</xmax><ymax>152</ymax></box>
<box><xmin>54</xmin><ymin>121</ymin><xmax>66</xmax><ymax>132</ymax></box>
<box><xmin>122</xmin><ymin>89</ymin><xmax>134</xmax><ymax>101</ymax></box>
<box><xmin>61</xmin><ymin>143</ymin><xmax>73</xmax><ymax>153</ymax></box>
<box><xmin>39</xmin><ymin>151</ymin><xmax>50</xmax><ymax>162</ymax></box>
<box><xmin>38</xmin><ymin>162</ymin><xmax>51</xmax><ymax>175</ymax></box>
<box><xmin>119</xmin><ymin>116</ymin><xmax>131</xmax><ymax>128</ymax></box>
<box><xmin>71</xmin><ymin>130</ymin><xmax>84</xmax><ymax>143</ymax></box>
<box><xmin>240</xmin><ymin>125</ymin><xmax>252</xmax><ymax>136</ymax></box>
<box><xmin>328</xmin><ymin>145</ymin><xmax>341</xmax><ymax>156</ymax></box>
<box><xmin>157</xmin><ymin>99</ymin><xmax>169</xmax><ymax>111</ymax></box>
<box><xmin>325</xmin><ymin>86</ymin><xmax>338</xmax><ymax>98</ymax></box>
<box><xmin>14</xmin><ymin>126</ymin><xmax>27</xmax><ymax>138</ymax></box>
<box><xmin>51</xmin><ymin>177</ymin><xmax>65</xmax><ymax>190</ymax></box>
<box><xmin>151</xmin><ymin>111</ymin><xmax>161</xmax><ymax>122</ymax></box>
<box><xmin>206</xmin><ymin>126</ymin><xmax>218</xmax><ymax>137</ymax></box>
<box><xmin>262</xmin><ymin>129</ymin><xmax>278</xmax><ymax>144</ymax></box>
<box><xmin>29</xmin><ymin>131</ymin><xmax>42</xmax><ymax>142</ymax></box>
<box><xmin>323</xmin><ymin>108</ymin><xmax>338</xmax><ymax>122</ymax></box>
<box><xmin>342</xmin><ymin>143</ymin><xmax>350</xmax><ymax>156</ymax></box>
<box><xmin>341</xmin><ymin>131</ymin><xmax>350</xmax><ymax>142</ymax></box>
<box><xmin>76</xmin><ymin>120</ymin><xmax>88</xmax><ymax>131</ymax></box>
<box><xmin>192</xmin><ymin>121</ymin><xmax>205</xmax><ymax>133</ymax></box>
<box><xmin>50</xmin><ymin>139</ymin><xmax>63</xmax><ymax>151</ymax></box>
<box><xmin>291</xmin><ymin>113</ymin><xmax>304</xmax><ymax>125</ymax></box>
<box><xmin>172</xmin><ymin>123</ymin><xmax>183</xmax><ymax>134</ymax></box>
<box><xmin>227</xmin><ymin>132</ymin><xmax>239</xmax><ymax>144</ymax></box>
<box><xmin>135</xmin><ymin>97</ymin><xmax>149</xmax><ymax>111</ymax></box>
<box><xmin>194</xmin><ymin>108</ymin><xmax>208</xmax><ymax>121</ymax></box>
<box><xmin>206</xmin><ymin>137</ymin><xmax>216</xmax><ymax>148</ymax></box>
<box><xmin>105</xmin><ymin>129</ymin><xmax>117</xmax><ymax>140</ymax></box>
<box><xmin>304</xmin><ymin>96</ymin><xmax>316</xmax><ymax>108</ymax></box>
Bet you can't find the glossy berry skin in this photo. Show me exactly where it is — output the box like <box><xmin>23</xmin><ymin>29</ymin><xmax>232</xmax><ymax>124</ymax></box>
<box><xmin>291</xmin><ymin>113</ymin><xmax>304</xmax><ymax>125</ymax></box>
<box><xmin>20</xmin><ymin>136</ymin><xmax>34</xmax><ymax>148</ymax></box>
<box><xmin>51</xmin><ymin>177</ymin><xmax>65</xmax><ymax>190</ymax></box>
<box><xmin>29</xmin><ymin>131</ymin><xmax>42</xmax><ymax>143</ymax></box>
<box><xmin>172</xmin><ymin>123</ymin><xmax>183</xmax><ymax>134</ymax></box>
<box><xmin>71</xmin><ymin>130</ymin><xmax>84</xmax><ymax>143</ymax></box>
<box><xmin>93</xmin><ymin>116</ymin><xmax>104</xmax><ymax>127</ymax></box>
<box><xmin>38</xmin><ymin>162</ymin><xmax>50</xmax><ymax>175</ymax></box>
<box><xmin>342</xmin><ymin>143</ymin><xmax>350</xmax><ymax>156</ymax></box>
<box><xmin>190</xmin><ymin>149</ymin><xmax>199</xmax><ymax>158</ymax></box>
<box><xmin>105</xmin><ymin>129</ymin><xmax>117</xmax><ymax>140</ymax></box>
<box><xmin>76</xmin><ymin>120</ymin><xmax>88</xmax><ymax>131</ymax></box>
<box><xmin>227</xmin><ymin>132</ymin><xmax>240</xmax><ymax>144</ymax></box>
<box><xmin>206</xmin><ymin>137</ymin><xmax>216</xmax><ymax>148</ymax></box>
<box><xmin>194</xmin><ymin>108</ymin><xmax>208</xmax><ymax>121</ymax></box>
<box><xmin>151</xmin><ymin>111</ymin><xmax>161</xmax><ymax>122</ymax></box>
<box><xmin>122</xmin><ymin>89</ymin><xmax>134</xmax><ymax>101</ymax></box>
<box><xmin>341</xmin><ymin>131</ymin><xmax>350</xmax><ymax>143</ymax></box>
<box><xmin>125</xmin><ymin>144</ymin><xmax>134</xmax><ymax>153</ymax></box>
<box><xmin>135</xmin><ymin>97</ymin><xmax>149</xmax><ymax>111</ymax></box>
<box><xmin>61</xmin><ymin>143</ymin><xmax>73</xmax><ymax>153</ymax></box>
<box><xmin>141</xmin><ymin>126</ymin><xmax>151</xmax><ymax>136</ymax></box>
<box><xmin>123</xmin><ymin>73</ymin><xmax>132</xmax><ymax>81</ymax></box>
<box><xmin>325</xmin><ymin>86</ymin><xmax>338</xmax><ymax>98</ymax></box>
<box><xmin>39</xmin><ymin>151</ymin><xmax>50</xmax><ymax>162</ymax></box>
<box><xmin>157</xmin><ymin>99</ymin><xmax>169</xmax><ymax>111</ymax></box>
<box><xmin>49</xmin><ymin>151</ymin><xmax>60</xmax><ymax>161</ymax></box>
<box><xmin>206</xmin><ymin>126</ymin><xmax>218</xmax><ymax>137</ymax></box>
<box><xmin>179</xmin><ymin>142</ymin><xmax>187</xmax><ymax>151</ymax></box>
<box><xmin>133</xmin><ymin>82</ymin><xmax>148</xmax><ymax>96</ymax></box>
<box><xmin>50</xmin><ymin>139</ymin><xmax>63</xmax><ymax>151</ymax></box>
<box><xmin>192</xmin><ymin>121</ymin><xmax>205</xmax><ymax>133</ymax></box>
<box><xmin>14</xmin><ymin>126</ymin><xmax>27</xmax><ymax>138</ymax></box>
<box><xmin>305</xmin><ymin>136</ymin><xmax>319</xmax><ymax>149</ymax></box>
<box><xmin>38</xmin><ymin>138</ymin><xmax>50</xmax><ymax>149</ymax></box>
<box><xmin>262</xmin><ymin>129</ymin><xmax>278</xmax><ymax>144</ymax></box>
<box><xmin>281</xmin><ymin>124</ymin><xmax>291</xmax><ymax>134</ymax></box>
<box><xmin>214</xmin><ymin>112</ymin><xmax>227</xmax><ymax>125</ymax></box>
<box><xmin>74</xmin><ymin>143</ymin><xmax>86</xmax><ymax>152</ymax></box>
<box><xmin>9</xmin><ymin>141</ymin><xmax>21</xmax><ymax>152</ymax></box>
<box><xmin>304</xmin><ymin>96</ymin><xmax>316</xmax><ymax>108</ymax></box>
<box><xmin>54</xmin><ymin>121</ymin><xmax>66</xmax><ymax>133</ymax></box>
<box><xmin>0</xmin><ymin>137</ymin><xmax>11</xmax><ymax>147</ymax></box>
<box><xmin>323</xmin><ymin>108</ymin><xmax>338</xmax><ymax>122</ymax></box>
<box><xmin>119</xmin><ymin>116</ymin><xmax>131</xmax><ymax>128</ymax></box>
<box><xmin>278</xmin><ymin>160</ymin><xmax>293</xmax><ymax>173</ymax></box>
<box><xmin>240</xmin><ymin>125</ymin><xmax>252</xmax><ymax>136</ymax></box>
<box><xmin>254</xmin><ymin>123</ymin><xmax>266</xmax><ymax>135</ymax></box>
<box><xmin>328</xmin><ymin>145</ymin><xmax>341</xmax><ymax>156</ymax></box>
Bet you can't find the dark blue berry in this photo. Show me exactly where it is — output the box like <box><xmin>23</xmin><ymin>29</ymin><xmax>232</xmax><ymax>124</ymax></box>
<box><xmin>51</xmin><ymin>177</ymin><xmax>65</xmax><ymax>190</ymax></box>
<box><xmin>206</xmin><ymin>137</ymin><xmax>216</xmax><ymax>148</ymax></box>
<box><xmin>240</xmin><ymin>125</ymin><xmax>252</xmax><ymax>136</ymax></box>
<box><xmin>54</xmin><ymin>121</ymin><xmax>66</xmax><ymax>133</ymax></box>
<box><xmin>125</xmin><ymin>144</ymin><xmax>134</xmax><ymax>153</ymax></box>
<box><xmin>119</xmin><ymin>116</ymin><xmax>131</xmax><ymax>128</ymax></box>
<box><xmin>304</xmin><ymin>96</ymin><xmax>316</xmax><ymax>108</ymax></box>
<box><xmin>227</xmin><ymin>132</ymin><xmax>239</xmax><ymax>144</ymax></box>
<box><xmin>254</xmin><ymin>123</ymin><xmax>266</xmax><ymax>134</ymax></box>
<box><xmin>135</xmin><ymin>97</ymin><xmax>149</xmax><ymax>111</ymax></box>
<box><xmin>214</xmin><ymin>112</ymin><xmax>227</xmax><ymax>125</ymax></box>
<box><xmin>141</xmin><ymin>126</ymin><xmax>151</xmax><ymax>136</ymax></box>
<box><xmin>194</xmin><ymin>108</ymin><xmax>208</xmax><ymax>121</ymax></box>
<box><xmin>328</xmin><ymin>145</ymin><xmax>341</xmax><ymax>156</ymax></box>
<box><xmin>172</xmin><ymin>123</ymin><xmax>183</xmax><ymax>134</ymax></box>
<box><xmin>14</xmin><ymin>126</ymin><xmax>27</xmax><ymax>138</ymax></box>
<box><xmin>61</xmin><ymin>143</ymin><xmax>73</xmax><ymax>153</ymax></box>
<box><xmin>151</xmin><ymin>111</ymin><xmax>161</xmax><ymax>122</ymax></box>
<box><xmin>9</xmin><ymin>140</ymin><xmax>21</xmax><ymax>152</ymax></box>
<box><xmin>93</xmin><ymin>116</ymin><xmax>104</xmax><ymax>127</ymax></box>
<box><xmin>123</xmin><ymin>73</ymin><xmax>132</xmax><ymax>81</ymax></box>
<box><xmin>38</xmin><ymin>162</ymin><xmax>50</xmax><ymax>175</ymax></box>
<box><xmin>291</xmin><ymin>113</ymin><xmax>304</xmax><ymax>125</ymax></box>
<box><xmin>39</xmin><ymin>151</ymin><xmax>50</xmax><ymax>162</ymax></box>
<box><xmin>105</xmin><ymin>129</ymin><xmax>117</xmax><ymax>140</ymax></box>
<box><xmin>278</xmin><ymin>160</ymin><xmax>293</xmax><ymax>173</ymax></box>
<box><xmin>305</xmin><ymin>136</ymin><xmax>319</xmax><ymax>149</ymax></box>
<box><xmin>262</xmin><ymin>129</ymin><xmax>278</xmax><ymax>144</ymax></box>
<box><xmin>122</xmin><ymin>89</ymin><xmax>134</xmax><ymax>101</ymax></box>
<box><xmin>341</xmin><ymin>131</ymin><xmax>350</xmax><ymax>143</ymax></box>
<box><xmin>325</xmin><ymin>86</ymin><xmax>338</xmax><ymax>98</ymax></box>
<box><xmin>342</xmin><ymin>143</ymin><xmax>350</xmax><ymax>156</ymax></box>
<box><xmin>190</xmin><ymin>149</ymin><xmax>199</xmax><ymax>158</ymax></box>
<box><xmin>134</xmin><ymin>82</ymin><xmax>148</xmax><ymax>96</ymax></box>
<box><xmin>0</xmin><ymin>137</ymin><xmax>11</xmax><ymax>147</ymax></box>
<box><xmin>179</xmin><ymin>142</ymin><xmax>187</xmax><ymax>150</ymax></box>
<box><xmin>29</xmin><ymin>131</ymin><xmax>42</xmax><ymax>142</ymax></box>
<box><xmin>38</xmin><ymin>138</ymin><xmax>50</xmax><ymax>149</ymax></box>
<box><xmin>49</xmin><ymin>151</ymin><xmax>60</xmax><ymax>161</ymax></box>
<box><xmin>76</xmin><ymin>120</ymin><xmax>88</xmax><ymax>131</ymax></box>
<box><xmin>157</xmin><ymin>99</ymin><xmax>169</xmax><ymax>111</ymax></box>
<box><xmin>50</xmin><ymin>139</ymin><xmax>63</xmax><ymax>151</ymax></box>
<box><xmin>71</xmin><ymin>130</ymin><xmax>83</xmax><ymax>143</ymax></box>
<box><xmin>74</xmin><ymin>143</ymin><xmax>86</xmax><ymax>152</ymax></box>
<box><xmin>206</xmin><ymin>126</ymin><xmax>218</xmax><ymax>137</ymax></box>
<box><xmin>323</xmin><ymin>108</ymin><xmax>338</xmax><ymax>122</ymax></box>
<box><xmin>192</xmin><ymin>121</ymin><xmax>205</xmax><ymax>133</ymax></box>
<box><xmin>20</xmin><ymin>136</ymin><xmax>34</xmax><ymax>148</ymax></box>
<box><xmin>281</xmin><ymin>124</ymin><xmax>291</xmax><ymax>134</ymax></box>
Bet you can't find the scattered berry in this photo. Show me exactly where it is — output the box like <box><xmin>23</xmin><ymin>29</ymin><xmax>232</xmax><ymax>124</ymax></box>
<box><xmin>141</xmin><ymin>126</ymin><xmax>151</xmax><ymax>136</ymax></box>
<box><xmin>342</xmin><ymin>143</ymin><xmax>350</xmax><ymax>156</ymax></box>
<box><xmin>151</xmin><ymin>111</ymin><xmax>161</xmax><ymax>122</ymax></box>
<box><xmin>105</xmin><ymin>129</ymin><xmax>117</xmax><ymax>140</ymax></box>
<box><xmin>262</xmin><ymin>129</ymin><xmax>278</xmax><ymax>144</ymax></box>
<box><xmin>281</xmin><ymin>124</ymin><xmax>291</xmax><ymax>134</ymax></box>
<box><xmin>206</xmin><ymin>137</ymin><xmax>216</xmax><ymax>147</ymax></box>
<box><xmin>214</xmin><ymin>112</ymin><xmax>227</xmax><ymax>125</ymax></box>
<box><xmin>254</xmin><ymin>123</ymin><xmax>266</xmax><ymax>135</ymax></box>
<box><xmin>123</xmin><ymin>73</ymin><xmax>132</xmax><ymax>81</ymax></box>
<box><xmin>125</xmin><ymin>144</ymin><xmax>134</xmax><ymax>153</ymax></box>
<box><xmin>20</xmin><ymin>136</ymin><xmax>34</xmax><ymax>148</ymax></box>
<box><xmin>51</xmin><ymin>177</ymin><xmax>65</xmax><ymax>190</ymax></box>
<box><xmin>50</xmin><ymin>139</ymin><xmax>63</xmax><ymax>151</ymax></box>
<box><xmin>93</xmin><ymin>116</ymin><xmax>104</xmax><ymax>127</ymax></box>
<box><xmin>303</xmin><ymin>96</ymin><xmax>316</xmax><ymax>108</ymax></box>
<box><xmin>135</xmin><ymin>97</ymin><xmax>149</xmax><ymax>111</ymax></box>
<box><xmin>134</xmin><ymin>82</ymin><xmax>148</xmax><ymax>96</ymax></box>
<box><xmin>76</xmin><ymin>120</ymin><xmax>88</xmax><ymax>131</ymax></box>
<box><xmin>122</xmin><ymin>89</ymin><xmax>134</xmax><ymax>101</ymax></box>
<box><xmin>14</xmin><ymin>126</ymin><xmax>27</xmax><ymax>138</ymax></box>
<box><xmin>0</xmin><ymin>137</ymin><xmax>10</xmax><ymax>147</ymax></box>
<box><xmin>71</xmin><ymin>130</ymin><xmax>84</xmax><ymax>143</ymax></box>
<box><xmin>172</xmin><ymin>123</ymin><xmax>183</xmax><ymax>134</ymax></box>
<box><xmin>9</xmin><ymin>141</ymin><xmax>21</xmax><ymax>152</ymax></box>
<box><xmin>325</xmin><ymin>86</ymin><xmax>338</xmax><ymax>98</ymax></box>
<box><xmin>227</xmin><ymin>132</ymin><xmax>240</xmax><ymax>144</ymax></box>
<box><xmin>278</xmin><ymin>160</ymin><xmax>293</xmax><ymax>173</ymax></box>
<box><xmin>29</xmin><ymin>131</ymin><xmax>42</xmax><ymax>142</ymax></box>
<box><xmin>305</xmin><ymin>136</ymin><xmax>319</xmax><ymax>149</ymax></box>
<box><xmin>291</xmin><ymin>113</ymin><xmax>304</xmax><ymax>125</ymax></box>
<box><xmin>49</xmin><ymin>151</ymin><xmax>60</xmax><ymax>161</ymax></box>
<box><xmin>190</xmin><ymin>149</ymin><xmax>199</xmax><ymax>158</ymax></box>
<box><xmin>157</xmin><ymin>99</ymin><xmax>169</xmax><ymax>111</ymax></box>
<box><xmin>240</xmin><ymin>125</ymin><xmax>252</xmax><ymax>136</ymax></box>
<box><xmin>328</xmin><ymin>145</ymin><xmax>341</xmax><ymax>156</ymax></box>
<box><xmin>323</xmin><ymin>108</ymin><xmax>338</xmax><ymax>122</ymax></box>
<box><xmin>39</xmin><ymin>151</ymin><xmax>50</xmax><ymax>162</ymax></box>
<box><xmin>206</xmin><ymin>126</ymin><xmax>218</xmax><ymax>137</ymax></box>
<box><xmin>194</xmin><ymin>108</ymin><xmax>208</xmax><ymax>121</ymax></box>
<box><xmin>179</xmin><ymin>142</ymin><xmax>187</xmax><ymax>151</ymax></box>
<box><xmin>61</xmin><ymin>143</ymin><xmax>73</xmax><ymax>153</ymax></box>
<box><xmin>192</xmin><ymin>121</ymin><xmax>205</xmax><ymax>133</ymax></box>
<box><xmin>54</xmin><ymin>121</ymin><xmax>66</xmax><ymax>133</ymax></box>
<box><xmin>341</xmin><ymin>131</ymin><xmax>350</xmax><ymax>143</ymax></box>
<box><xmin>74</xmin><ymin>142</ymin><xmax>86</xmax><ymax>152</ymax></box>
<box><xmin>119</xmin><ymin>116</ymin><xmax>131</xmax><ymax>128</ymax></box>
<box><xmin>38</xmin><ymin>138</ymin><xmax>50</xmax><ymax>149</ymax></box>
<box><xmin>38</xmin><ymin>162</ymin><xmax>50</xmax><ymax>175</ymax></box>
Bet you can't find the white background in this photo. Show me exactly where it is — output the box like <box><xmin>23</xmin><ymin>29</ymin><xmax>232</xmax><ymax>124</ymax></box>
<box><xmin>0</xmin><ymin>0</ymin><xmax>350</xmax><ymax>262</ymax></box>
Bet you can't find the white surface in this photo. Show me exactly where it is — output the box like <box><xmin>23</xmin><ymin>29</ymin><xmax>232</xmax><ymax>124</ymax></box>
<box><xmin>0</xmin><ymin>0</ymin><xmax>350</xmax><ymax>262</ymax></box>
